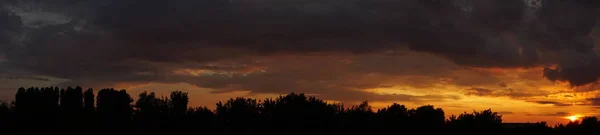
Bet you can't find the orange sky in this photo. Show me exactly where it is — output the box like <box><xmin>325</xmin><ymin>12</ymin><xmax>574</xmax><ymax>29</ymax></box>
<box><xmin>2</xmin><ymin>50</ymin><xmax>600</xmax><ymax>126</ymax></box>
<box><xmin>110</xmin><ymin>51</ymin><xmax>600</xmax><ymax>126</ymax></box>
<box><xmin>2</xmin><ymin>48</ymin><xmax>600</xmax><ymax>126</ymax></box>
<box><xmin>1</xmin><ymin>0</ymin><xmax>599</xmax><ymax>127</ymax></box>
<box><xmin>119</xmin><ymin>80</ymin><xmax>598</xmax><ymax>126</ymax></box>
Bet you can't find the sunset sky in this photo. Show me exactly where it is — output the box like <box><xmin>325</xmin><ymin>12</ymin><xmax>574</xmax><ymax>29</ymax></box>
<box><xmin>1</xmin><ymin>0</ymin><xmax>600</xmax><ymax>125</ymax></box>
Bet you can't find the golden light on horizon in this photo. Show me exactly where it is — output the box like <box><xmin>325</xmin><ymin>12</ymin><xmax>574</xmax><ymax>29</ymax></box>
<box><xmin>565</xmin><ymin>115</ymin><xmax>582</xmax><ymax>122</ymax></box>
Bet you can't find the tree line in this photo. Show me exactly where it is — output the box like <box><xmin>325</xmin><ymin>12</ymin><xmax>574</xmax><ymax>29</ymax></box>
<box><xmin>0</xmin><ymin>86</ymin><xmax>599</xmax><ymax>135</ymax></box>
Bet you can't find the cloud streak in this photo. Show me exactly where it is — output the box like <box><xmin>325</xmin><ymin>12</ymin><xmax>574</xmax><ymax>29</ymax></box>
<box><xmin>528</xmin><ymin>101</ymin><xmax>573</xmax><ymax>107</ymax></box>
<box><xmin>526</xmin><ymin>111</ymin><xmax>572</xmax><ymax>116</ymax></box>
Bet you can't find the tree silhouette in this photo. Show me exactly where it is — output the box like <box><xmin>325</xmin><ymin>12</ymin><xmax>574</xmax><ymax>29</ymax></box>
<box><xmin>61</xmin><ymin>86</ymin><xmax>84</xmax><ymax>112</ymax></box>
<box><xmin>343</xmin><ymin>101</ymin><xmax>375</xmax><ymax>135</ymax></box>
<box><xmin>448</xmin><ymin>109</ymin><xmax>503</xmax><ymax>135</ymax></box>
<box><xmin>169</xmin><ymin>91</ymin><xmax>189</xmax><ymax>116</ymax></box>
<box><xmin>168</xmin><ymin>91</ymin><xmax>190</xmax><ymax>134</ymax></box>
<box><xmin>216</xmin><ymin>97</ymin><xmax>262</xmax><ymax>135</ymax></box>
<box><xmin>557</xmin><ymin>116</ymin><xmax>600</xmax><ymax>135</ymax></box>
<box><xmin>96</xmin><ymin>88</ymin><xmax>133</xmax><ymax>134</ymax></box>
<box><xmin>56</xmin><ymin>86</ymin><xmax>87</xmax><ymax>134</ymax></box>
<box><xmin>134</xmin><ymin>91</ymin><xmax>169</xmax><ymax>135</ymax></box>
<box><xmin>410</xmin><ymin>105</ymin><xmax>445</xmax><ymax>131</ymax></box>
<box><xmin>82</xmin><ymin>88</ymin><xmax>95</xmax><ymax>135</ymax></box>
<box><xmin>84</xmin><ymin>88</ymin><xmax>95</xmax><ymax>112</ymax></box>
<box><xmin>3</xmin><ymin>86</ymin><xmax>600</xmax><ymax>135</ymax></box>
<box><xmin>0</xmin><ymin>100</ymin><xmax>15</xmax><ymax>134</ymax></box>
<box><xmin>376</xmin><ymin>103</ymin><xmax>409</xmax><ymax>134</ymax></box>
<box><xmin>185</xmin><ymin>106</ymin><xmax>216</xmax><ymax>135</ymax></box>
<box><xmin>14</xmin><ymin>87</ymin><xmax>60</xmax><ymax>134</ymax></box>
<box><xmin>262</xmin><ymin>93</ymin><xmax>341</xmax><ymax>135</ymax></box>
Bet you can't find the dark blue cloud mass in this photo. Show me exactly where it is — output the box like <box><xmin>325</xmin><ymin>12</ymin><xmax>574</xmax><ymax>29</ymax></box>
<box><xmin>0</xmin><ymin>0</ymin><xmax>598</xmax><ymax>91</ymax></box>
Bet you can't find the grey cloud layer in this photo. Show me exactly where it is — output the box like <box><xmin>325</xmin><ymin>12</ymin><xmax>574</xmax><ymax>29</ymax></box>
<box><xmin>0</xmin><ymin>0</ymin><xmax>599</xmax><ymax>100</ymax></box>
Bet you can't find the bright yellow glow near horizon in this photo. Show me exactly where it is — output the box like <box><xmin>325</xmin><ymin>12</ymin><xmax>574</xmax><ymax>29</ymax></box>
<box><xmin>565</xmin><ymin>115</ymin><xmax>582</xmax><ymax>122</ymax></box>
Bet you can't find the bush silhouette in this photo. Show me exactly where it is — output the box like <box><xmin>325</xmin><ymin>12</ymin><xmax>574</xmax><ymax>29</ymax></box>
<box><xmin>448</xmin><ymin>109</ymin><xmax>503</xmax><ymax>135</ymax></box>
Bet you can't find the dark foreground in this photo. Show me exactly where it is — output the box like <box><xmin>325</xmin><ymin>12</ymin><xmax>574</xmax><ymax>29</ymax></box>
<box><xmin>0</xmin><ymin>86</ymin><xmax>598</xmax><ymax>135</ymax></box>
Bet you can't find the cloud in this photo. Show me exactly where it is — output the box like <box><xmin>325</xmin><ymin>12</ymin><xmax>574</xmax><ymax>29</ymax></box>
<box><xmin>1</xmin><ymin>75</ymin><xmax>50</xmax><ymax>81</ymax></box>
<box><xmin>162</xmin><ymin>53</ymin><xmax>466</xmax><ymax>102</ymax></box>
<box><xmin>465</xmin><ymin>87</ymin><xmax>494</xmax><ymax>96</ymax></box>
<box><xmin>0</xmin><ymin>9</ymin><xmax>22</xmax><ymax>56</ymax></box>
<box><xmin>526</xmin><ymin>111</ymin><xmax>571</xmax><ymax>116</ymax></box>
<box><xmin>0</xmin><ymin>0</ymin><xmax>600</xmax><ymax>102</ymax></box>
<box><xmin>498</xmin><ymin>82</ymin><xmax>508</xmax><ymax>88</ymax></box>
<box><xmin>571</xmin><ymin>82</ymin><xmax>600</xmax><ymax>92</ymax></box>
<box><xmin>21</xmin><ymin>52</ymin><xmax>463</xmax><ymax>103</ymax></box>
<box><xmin>498</xmin><ymin>111</ymin><xmax>515</xmax><ymax>115</ymax></box>
<box><xmin>312</xmin><ymin>89</ymin><xmax>462</xmax><ymax>103</ymax></box>
<box><xmin>528</xmin><ymin>101</ymin><xmax>573</xmax><ymax>107</ymax></box>
<box><xmin>464</xmin><ymin>87</ymin><xmax>551</xmax><ymax>99</ymax></box>
<box><xmin>586</xmin><ymin>97</ymin><xmax>600</xmax><ymax>106</ymax></box>
<box><xmin>572</xmin><ymin>0</ymin><xmax>600</xmax><ymax>8</ymax></box>
<box><xmin>543</xmin><ymin>52</ymin><xmax>600</xmax><ymax>86</ymax></box>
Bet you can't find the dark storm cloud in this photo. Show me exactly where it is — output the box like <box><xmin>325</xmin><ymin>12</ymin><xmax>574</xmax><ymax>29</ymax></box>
<box><xmin>1</xmin><ymin>0</ymin><xmax>600</xmax><ymax>96</ymax></box>
<box><xmin>539</xmin><ymin>0</ymin><xmax>600</xmax><ymax>86</ymax></box>
<box><xmin>543</xmin><ymin>52</ymin><xmax>600</xmax><ymax>86</ymax></box>
<box><xmin>0</xmin><ymin>8</ymin><xmax>22</xmax><ymax>54</ymax></box>
<box><xmin>573</xmin><ymin>0</ymin><xmax>600</xmax><ymax>8</ymax></box>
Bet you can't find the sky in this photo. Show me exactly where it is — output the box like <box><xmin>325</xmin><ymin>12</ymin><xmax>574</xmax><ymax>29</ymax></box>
<box><xmin>1</xmin><ymin>0</ymin><xmax>600</xmax><ymax>125</ymax></box>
